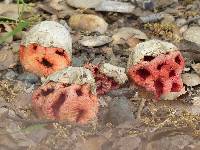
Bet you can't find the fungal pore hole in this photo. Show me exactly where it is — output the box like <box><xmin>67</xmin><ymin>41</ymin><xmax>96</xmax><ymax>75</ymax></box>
<box><xmin>41</xmin><ymin>88</ymin><xmax>54</xmax><ymax>96</ymax></box>
<box><xmin>175</xmin><ymin>55</ymin><xmax>181</xmax><ymax>65</ymax></box>
<box><xmin>41</xmin><ymin>58</ymin><xmax>53</xmax><ymax>68</ymax></box>
<box><xmin>52</xmin><ymin>93</ymin><xmax>67</xmax><ymax>117</ymax></box>
<box><xmin>32</xmin><ymin>44</ymin><xmax>37</xmax><ymax>50</ymax></box>
<box><xmin>169</xmin><ymin>70</ymin><xmax>176</xmax><ymax>77</ymax></box>
<box><xmin>144</xmin><ymin>56</ymin><xmax>155</xmax><ymax>61</ymax></box>
<box><xmin>76</xmin><ymin>109</ymin><xmax>85</xmax><ymax>122</ymax></box>
<box><xmin>76</xmin><ymin>89</ymin><xmax>83</xmax><ymax>96</ymax></box>
<box><xmin>136</xmin><ymin>68</ymin><xmax>150</xmax><ymax>80</ymax></box>
<box><xmin>55</xmin><ymin>50</ymin><xmax>65</xmax><ymax>56</ymax></box>
<box><xmin>157</xmin><ymin>63</ymin><xmax>164</xmax><ymax>70</ymax></box>
<box><xmin>154</xmin><ymin>79</ymin><xmax>163</xmax><ymax>96</ymax></box>
<box><xmin>171</xmin><ymin>83</ymin><xmax>180</xmax><ymax>92</ymax></box>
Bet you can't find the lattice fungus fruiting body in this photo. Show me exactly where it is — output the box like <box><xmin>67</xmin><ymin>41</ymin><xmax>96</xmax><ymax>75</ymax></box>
<box><xmin>85</xmin><ymin>63</ymin><xmax>128</xmax><ymax>95</ymax></box>
<box><xmin>20</xmin><ymin>21</ymin><xmax>72</xmax><ymax>77</ymax></box>
<box><xmin>32</xmin><ymin>67</ymin><xmax>98</xmax><ymax>124</ymax></box>
<box><xmin>127</xmin><ymin>40</ymin><xmax>185</xmax><ymax>99</ymax></box>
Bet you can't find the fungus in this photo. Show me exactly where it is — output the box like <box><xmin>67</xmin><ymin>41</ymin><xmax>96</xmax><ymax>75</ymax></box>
<box><xmin>127</xmin><ymin>40</ymin><xmax>185</xmax><ymax>100</ymax></box>
<box><xmin>20</xmin><ymin>21</ymin><xmax>72</xmax><ymax>77</ymax></box>
<box><xmin>85</xmin><ymin>63</ymin><xmax>128</xmax><ymax>95</ymax></box>
<box><xmin>32</xmin><ymin>67</ymin><xmax>98</xmax><ymax>124</ymax></box>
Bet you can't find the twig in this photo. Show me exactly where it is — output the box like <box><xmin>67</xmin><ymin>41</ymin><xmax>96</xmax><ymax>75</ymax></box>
<box><xmin>136</xmin><ymin>98</ymin><xmax>146</xmax><ymax>120</ymax></box>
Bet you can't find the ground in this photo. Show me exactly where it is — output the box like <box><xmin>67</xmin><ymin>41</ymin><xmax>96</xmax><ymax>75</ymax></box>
<box><xmin>0</xmin><ymin>0</ymin><xmax>200</xmax><ymax>149</ymax></box>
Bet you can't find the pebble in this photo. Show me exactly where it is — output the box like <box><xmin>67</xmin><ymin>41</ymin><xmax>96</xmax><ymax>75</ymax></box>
<box><xmin>0</xmin><ymin>49</ymin><xmax>17</xmax><ymax>71</ymax></box>
<box><xmin>95</xmin><ymin>1</ymin><xmax>135</xmax><ymax>13</ymax></box>
<box><xmin>79</xmin><ymin>35</ymin><xmax>112</xmax><ymax>47</ymax></box>
<box><xmin>17</xmin><ymin>72</ymin><xmax>39</xmax><ymax>84</ymax></box>
<box><xmin>112</xmin><ymin>27</ymin><xmax>148</xmax><ymax>45</ymax></box>
<box><xmin>69</xmin><ymin>14</ymin><xmax>108</xmax><ymax>34</ymax></box>
<box><xmin>66</xmin><ymin>0</ymin><xmax>102</xmax><ymax>9</ymax></box>
<box><xmin>176</xmin><ymin>18</ymin><xmax>187</xmax><ymax>27</ymax></box>
<box><xmin>106</xmin><ymin>96</ymin><xmax>134</xmax><ymax>126</ymax></box>
<box><xmin>182</xmin><ymin>73</ymin><xmax>200</xmax><ymax>87</ymax></box>
<box><xmin>191</xmin><ymin>63</ymin><xmax>200</xmax><ymax>75</ymax></box>
<box><xmin>146</xmin><ymin>135</ymin><xmax>194</xmax><ymax>150</ymax></box>
<box><xmin>4</xmin><ymin>70</ymin><xmax>18</xmax><ymax>80</ymax></box>
<box><xmin>183</xmin><ymin>26</ymin><xmax>200</xmax><ymax>45</ymax></box>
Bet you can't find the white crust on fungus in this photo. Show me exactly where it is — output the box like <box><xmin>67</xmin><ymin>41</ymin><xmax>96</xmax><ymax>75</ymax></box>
<box><xmin>21</xmin><ymin>21</ymin><xmax>72</xmax><ymax>56</ymax></box>
<box><xmin>160</xmin><ymin>87</ymin><xmax>186</xmax><ymax>100</ymax></box>
<box><xmin>99</xmin><ymin>63</ymin><xmax>128</xmax><ymax>84</ymax></box>
<box><xmin>42</xmin><ymin>67</ymin><xmax>96</xmax><ymax>94</ymax></box>
<box><xmin>127</xmin><ymin>39</ymin><xmax>178</xmax><ymax>68</ymax></box>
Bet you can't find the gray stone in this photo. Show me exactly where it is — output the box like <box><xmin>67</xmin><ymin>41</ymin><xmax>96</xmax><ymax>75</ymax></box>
<box><xmin>4</xmin><ymin>70</ymin><xmax>18</xmax><ymax>80</ymax></box>
<box><xmin>183</xmin><ymin>27</ymin><xmax>200</xmax><ymax>45</ymax></box>
<box><xmin>106</xmin><ymin>96</ymin><xmax>134</xmax><ymax>126</ymax></box>
<box><xmin>17</xmin><ymin>72</ymin><xmax>39</xmax><ymax>84</ymax></box>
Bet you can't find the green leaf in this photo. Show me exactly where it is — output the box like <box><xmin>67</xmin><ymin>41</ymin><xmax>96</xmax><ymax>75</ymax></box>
<box><xmin>0</xmin><ymin>20</ymin><xmax>29</xmax><ymax>44</ymax></box>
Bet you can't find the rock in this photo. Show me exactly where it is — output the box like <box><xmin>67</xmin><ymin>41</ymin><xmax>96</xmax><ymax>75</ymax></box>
<box><xmin>95</xmin><ymin>1</ymin><xmax>135</xmax><ymax>13</ymax></box>
<box><xmin>161</xmin><ymin>14</ymin><xmax>175</xmax><ymax>24</ymax></box>
<box><xmin>17</xmin><ymin>72</ymin><xmax>39</xmax><ymax>84</ymax></box>
<box><xmin>111</xmin><ymin>136</ymin><xmax>141</xmax><ymax>150</ymax></box>
<box><xmin>136</xmin><ymin>0</ymin><xmax>154</xmax><ymax>10</ymax></box>
<box><xmin>182</xmin><ymin>73</ymin><xmax>200</xmax><ymax>86</ymax></box>
<box><xmin>191</xmin><ymin>63</ymin><xmax>200</xmax><ymax>75</ymax></box>
<box><xmin>75</xmin><ymin>135</ymin><xmax>107</xmax><ymax>150</ymax></box>
<box><xmin>0</xmin><ymin>49</ymin><xmax>17</xmax><ymax>70</ymax></box>
<box><xmin>154</xmin><ymin>0</ymin><xmax>178</xmax><ymax>8</ymax></box>
<box><xmin>4</xmin><ymin>70</ymin><xmax>18</xmax><ymax>80</ymax></box>
<box><xmin>146</xmin><ymin>135</ymin><xmax>194</xmax><ymax>150</ymax></box>
<box><xmin>66</xmin><ymin>0</ymin><xmax>102</xmax><ymax>9</ymax></box>
<box><xmin>176</xmin><ymin>18</ymin><xmax>187</xmax><ymax>27</ymax></box>
<box><xmin>72</xmin><ymin>54</ymin><xmax>87</xmax><ymax>67</ymax></box>
<box><xmin>79</xmin><ymin>36</ymin><xmax>112</xmax><ymax>47</ymax></box>
<box><xmin>106</xmin><ymin>96</ymin><xmax>134</xmax><ymax>126</ymax></box>
<box><xmin>69</xmin><ymin>14</ymin><xmax>108</xmax><ymax>34</ymax></box>
<box><xmin>112</xmin><ymin>27</ymin><xmax>148</xmax><ymax>46</ymax></box>
<box><xmin>183</xmin><ymin>27</ymin><xmax>200</xmax><ymax>45</ymax></box>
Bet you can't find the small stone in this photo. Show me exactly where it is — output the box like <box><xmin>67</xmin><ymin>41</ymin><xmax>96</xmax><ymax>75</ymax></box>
<box><xmin>191</xmin><ymin>63</ymin><xmax>200</xmax><ymax>75</ymax></box>
<box><xmin>69</xmin><ymin>14</ymin><xmax>108</xmax><ymax>34</ymax></box>
<box><xmin>183</xmin><ymin>26</ymin><xmax>200</xmax><ymax>45</ymax></box>
<box><xmin>17</xmin><ymin>72</ymin><xmax>39</xmax><ymax>84</ymax></box>
<box><xmin>146</xmin><ymin>135</ymin><xmax>194</xmax><ymax>150</ymax></box>
<box><xmin>176</xmin><ymin>18</ymin><xmax>187</xmax><ymax>27</ymax></box>
<box><xmin>0</xmin><ymin>49</ymin><xmax>16</xmax><ymax>70</ymax></box>
<box><xmin>161</xmin><ymin>14</ymin><xmax>175</xmax><ymax>24</ymax></box>
<box><xmin>182</xmin><ymin>73</ymin><xmax>200</xmax><ymax>86</ymax></box>
<box><xmin>111</xmin><ymin>136</ymin><xmax>141</xmax><ymax>150</ymax></box>
<box><xmin>66</xmin><ymin>0</ymin><xmax>102</xmax><ymax>9</ymax></box>
<box><xmin>79</xmin><ymin>36</ymin><xmax>112</xmax><ymax>47</ymax></box>
<box><xmin>106</xmin><ymin>96</ymin><xmax>134</xmax><ymax>126</ymax></box>
<box><xmin>95</xmin><ymin>1</ymin><xmax>135</xmax><ymax>13</ymax></box>
<box><xmin>4</xmin><ymin>70</ymin><xmax>18</xmax><ymax>80</ymax></box>
<box><xmin>112</xmin><ymin>27</ymin><xmax>148</xmax><ymax>46</ymax></box>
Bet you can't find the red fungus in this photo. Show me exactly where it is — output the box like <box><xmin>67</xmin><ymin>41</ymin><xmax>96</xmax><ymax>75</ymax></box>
<box><xmin>32</xmin><ymin>82</ymin><xmax>98</xmax><ymax>124</ymax></box>
<box><xmin>20</xmin><ymin>44</ymin><xmax>71</xmax><ymax>77</ymax></box>
<box><xmin>85</xmin><ymin>64</ymin><xmax>120</xmax><ymax>95</ymax></box>
<box><xmin>128</xmin><ymin>51</ymin><xmax>185</xmax><ymax>99</ymax></box>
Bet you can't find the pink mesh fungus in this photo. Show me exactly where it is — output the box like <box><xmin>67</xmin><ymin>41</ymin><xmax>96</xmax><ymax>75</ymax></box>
<box><xmin>85</xmin><ymin>64</ymin><xmax>119</xmax><ymax>95</ymax></box>
<box><xmin>32</xmin><ymin>82</ymin><xmax>98</xmax><ymax>124</ymax></box>
<box><xmin>20</xmin><ymin>44</ymin><xmax>71</xmax><ymax>77</ymax></box>
<box><xmin>128</xmin><ymin>51</ymin><xmax>185</xmax><ymax>99</ymax></box>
